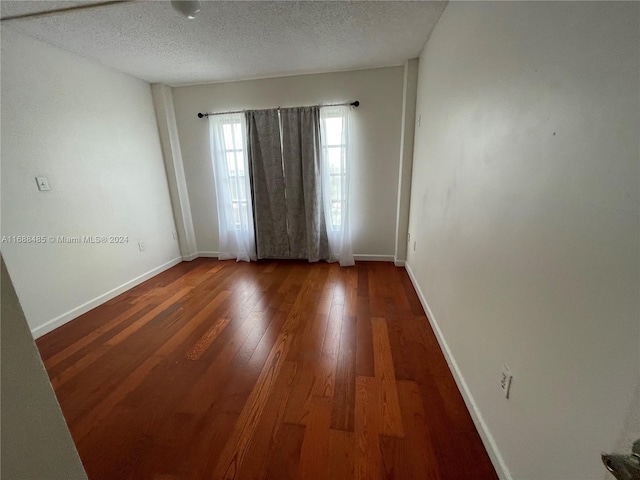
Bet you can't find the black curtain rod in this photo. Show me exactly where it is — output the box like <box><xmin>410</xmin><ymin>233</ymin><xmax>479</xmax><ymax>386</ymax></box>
<box><xmin>197</xmin><ymin>101</ymin><xmax>359</xmax><ymax>119</ymax></box>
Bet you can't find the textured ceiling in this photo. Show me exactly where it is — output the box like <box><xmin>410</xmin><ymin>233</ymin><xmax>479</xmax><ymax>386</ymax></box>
<box><xmin>1</xmin><ymin>1</ymin><xmax>447</xmax><ymax>86</ymax></box>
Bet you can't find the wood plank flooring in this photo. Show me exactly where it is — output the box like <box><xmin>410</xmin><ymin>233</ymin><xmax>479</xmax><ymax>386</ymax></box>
<box><xmin>36</xmin><ymin>259</ymin><xmax>498</xmax><ymax>480</ymax></box>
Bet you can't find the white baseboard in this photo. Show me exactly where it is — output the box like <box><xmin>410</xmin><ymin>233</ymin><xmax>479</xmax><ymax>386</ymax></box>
<box><xmin>31</xmin><ymin>257</ymin><xmax>183</xmax><ymax>339</ymax></box>
<box><xmin>404</xmin><ymin>262</ymin><xmax>512</xmax><ymax>480</ymax></box>
<box><xmin>196</xmin><ymin>251</ymin><xmax>219</xmax><ymax>258</ymax></box>
<box><xmin>394</xmin><ymin>259</ymin><xmax>406</xmax><ymax>267</ymax></box>
<box><xmin>30</xmin><ymin>251</ymin><xmax>391</xmax><ymax>339</ymax></box>
<box><xmin>353</xmin><ymin>254</ymin><xmax>394</xmax><ymax>262</ymax></box>
<box><xmin>194</xmin><ymin>252</ymin><xmax>391</xmax><ymax>262</ymax></box>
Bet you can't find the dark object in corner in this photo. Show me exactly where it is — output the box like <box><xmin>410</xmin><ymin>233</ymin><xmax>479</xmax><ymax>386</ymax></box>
<box><xmin>602</xmin><ymin>439</ymin><xmax>640</xmax><ymax>480</ymax></box>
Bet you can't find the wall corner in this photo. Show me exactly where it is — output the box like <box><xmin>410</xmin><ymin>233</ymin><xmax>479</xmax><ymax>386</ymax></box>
<box><xmin>393</xmin><ymin>58</ymin><xmax>419</xmax><ymax>263</ymax></box>
<box><xmin>151</xmin><ymin>83</ymin><xmax>198</xmax><ymax>260</ymax></box>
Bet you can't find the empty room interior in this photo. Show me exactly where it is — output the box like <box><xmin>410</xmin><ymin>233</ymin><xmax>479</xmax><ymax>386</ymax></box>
<box><xmin>1</xmin><ymin>1</ymin><xmax>639</xmax><ymax>479</ymax></box>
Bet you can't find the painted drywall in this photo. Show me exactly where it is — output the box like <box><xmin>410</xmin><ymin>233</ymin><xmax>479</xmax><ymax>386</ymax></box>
<box><xmin>406</xmin><ymin>2</ymin><xmax>639</xmax><ymax>479</ymax></box>
<box><xmin>171</xmin><ymin>67</ymin><xmax>405</xmax><ymax>257</ymax></box>
<box><xmin>1</xmin><ymin>29</ymin><xmax>181</xmax><ymax>336</ymax></box>
<box><xmin>1</xmin><ymin>257</ymin><xmax>88</xmax><ymax>479</ymax></box>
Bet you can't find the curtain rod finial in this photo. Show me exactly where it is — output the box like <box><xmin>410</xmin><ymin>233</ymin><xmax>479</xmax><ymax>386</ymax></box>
<box><xmin>351</xmin><ymin>101</ymin><xmax>360</xmax><ymax>107</ymax></box>
<box><xmin>197</xmin><ymin>112</ymin><xmax>205</xmax><ymax>118</ymax></box>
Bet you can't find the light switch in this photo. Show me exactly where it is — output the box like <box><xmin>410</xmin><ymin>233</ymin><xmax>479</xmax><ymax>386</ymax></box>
<box><xmin>35</xmin><ymin>176</ymin><xmax>50</xmax><ymax>191</ymax></box>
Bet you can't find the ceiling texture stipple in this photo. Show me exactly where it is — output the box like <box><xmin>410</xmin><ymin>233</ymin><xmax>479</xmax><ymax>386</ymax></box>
<box><xmin>1</xmin><ymin>1</ymin><xmax>447</xmax><ymax>86</ymax></box>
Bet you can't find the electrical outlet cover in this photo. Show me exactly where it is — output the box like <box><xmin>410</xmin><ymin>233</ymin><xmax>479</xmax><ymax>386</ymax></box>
<box><xmin>35</xmin><ymin>176</ymin><xmax>50</xmax><ymax>191</ymax></box>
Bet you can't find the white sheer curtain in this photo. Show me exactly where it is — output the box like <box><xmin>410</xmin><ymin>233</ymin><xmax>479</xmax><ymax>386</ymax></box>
<box><xmin>320</xmin><ymin>105</ymin><xmax>355</xmax><ymax>267</ymax></box>
<box><xmin>209</xmin><ymin>113</ymin><xmax>256</xmax><ymax>262</ymax></box>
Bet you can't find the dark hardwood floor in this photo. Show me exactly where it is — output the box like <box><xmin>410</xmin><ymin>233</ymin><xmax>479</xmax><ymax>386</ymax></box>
<box><xmin>36</xmin><ymin>259</ymin><xmax>498</xmax><ymax>480</ymax></box>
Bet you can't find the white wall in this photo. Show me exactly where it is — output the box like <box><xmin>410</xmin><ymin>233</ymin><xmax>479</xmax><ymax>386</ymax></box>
<box><xmin>1</xmin><ymin>30</ymin><xmax>181</xmax><ymax>337</ymax></box>
<box><xmin>171</xmin><ymin>67</ymin><xmax>405</xmax><ymax>257</ymax></box>
<box><xmin>1</xmin><ymin>257</ymin><xmax>88</xmax><ymax>480</ymax></box>
<box><xmin>407</xmin><ymin>2</ymin><xmax>639</xmax><ymax>480</ymax></box>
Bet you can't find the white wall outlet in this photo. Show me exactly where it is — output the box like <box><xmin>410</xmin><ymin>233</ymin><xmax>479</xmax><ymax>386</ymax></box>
<box><xmin>35</xmin><ymin>176</ymin><xmax>50</xmax><ymax>191</ymax></box>
<box><xmin>172</xmin><ymin>231</ymin><xmax>178</xmax><ymax>240</ymax></box>
<box><xmin>417</xmin><ymin>114</ymin><xmax>422</xmax><ymax>127</ymax></box>
<box><xmin>501</xmin><ymin>364</ymin><xmax>513</xmax><ymax>399</ymax></box>
<box><xmin>138</xmin><ymin>241</ymin><xmax>146</xmax><ymax>251</ymax></box>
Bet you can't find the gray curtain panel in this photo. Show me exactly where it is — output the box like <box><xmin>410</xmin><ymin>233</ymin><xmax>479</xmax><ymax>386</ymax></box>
<box><xmin>279</xmin><ymin>107</ymin><xmax>330</xmax><ymax>261</ymax></box>
<box><xmin>246</xmin><ymin>109</ymin><xmax>289</xmax><ymax>259</ymax></box>
<box><xmin>247</xmin><ymin>107</ymin><xmax>330</xmax><ymax>261</ymax></box>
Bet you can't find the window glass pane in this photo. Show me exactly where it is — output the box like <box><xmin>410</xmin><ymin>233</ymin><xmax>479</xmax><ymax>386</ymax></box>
<box><xmin>235</xmin><ymin>151</ymin><xmax>245</xmax><ymax>176</ymax></box>
<box><xmin>232</xmin><ymin>203</ymin><xmax>240</xmax><ymax>225</ymax></box>
<box><xmin>324</xmin><ymin>117</ymin><xmax>343</xmax><ymax>146</ymax></box>
<box><xmin>327</xmin><ymin>147</ymin><xmax>342</xmax><ymax>175</ymax></box>
<box><xmin>230</xmin><ymin>180</ymin><xmax>239</xmax><ymax>201</ymax></box>
<box><xmin>331</xmin><ymin>201</ymin><xmax>341</xmax><ymax>227</ymax></box>
<box><xmin>223</xmin><ymin>124</ymin><xmax>234</xmax><ymax>148</ymax></box>
<box><xmin>233</xmin><ymin>123</ymin><xmax>243</xmax><ymax>150</ymax></box>
<box><xmin>235</xmin><ymin>202</ymin><xmax>243</xmax><ymax>225</ymax></box>
<box><xmin>226</xmin><ymin>152</ymin><xmax>236</xmax><ymax>176</ymax></box>
<box><xmin>330</xmin><ymin>174</ymin><xmax>341</xmax><ymax>202</ymax></box>
<box><xmin>237</xmin><ymin>179</ymin><xmax>246</xmax><ymax>201</ymax></box>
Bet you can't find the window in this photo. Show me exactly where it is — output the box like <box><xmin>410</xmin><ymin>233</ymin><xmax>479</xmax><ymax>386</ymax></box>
<box><xmin>222</xmin><ymin>121</ymin><xmax>248</xmax><ymax>227</ymax></box>
<box><xmin>321</xmin><ymin>110</ymin><xmax>347</xmax><ymax>230</ymax></box>
<box><xmin>209</xmin><ymin>112</ymin><xmax>256</xmax><ymax>262</ymax></box>
<box><xmin>319</xmin><ymin>105</ymin><xmax>353</xmax><ymax>266</ymax></box>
